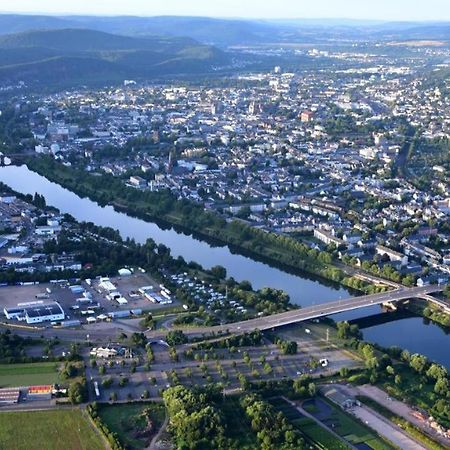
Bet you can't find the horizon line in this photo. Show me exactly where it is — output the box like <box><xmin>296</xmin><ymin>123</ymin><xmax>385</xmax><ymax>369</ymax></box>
<box><xmin>0</xmin><ymin>12</ymin><xmax>449</xmax><ymax>24</ymax></box>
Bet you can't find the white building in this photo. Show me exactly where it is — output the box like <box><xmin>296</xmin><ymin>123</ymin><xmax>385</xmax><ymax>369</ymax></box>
<box><xmin>4</xmin><ymin>302</ymin><xmax>65</xmax><ymax>324</ymax></box>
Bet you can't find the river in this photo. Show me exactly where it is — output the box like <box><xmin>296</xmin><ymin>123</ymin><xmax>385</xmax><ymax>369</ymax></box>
<box><xmin>0</xmin><ymin>164</ymin><xmax>449</xmax><ymax>368</ymax></box>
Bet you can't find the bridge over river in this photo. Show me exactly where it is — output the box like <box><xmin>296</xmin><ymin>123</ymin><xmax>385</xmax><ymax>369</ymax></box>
<box><xmin>202</xmin><ymin>285</ymin><xmax>447</xmax><ymax>335</ymax></box>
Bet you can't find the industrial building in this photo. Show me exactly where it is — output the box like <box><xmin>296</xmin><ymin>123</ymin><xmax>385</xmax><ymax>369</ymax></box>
<box><xmin>4</xmin><ymin>302</ymin><xmax>65</xmax><ymax>324</ymax></box>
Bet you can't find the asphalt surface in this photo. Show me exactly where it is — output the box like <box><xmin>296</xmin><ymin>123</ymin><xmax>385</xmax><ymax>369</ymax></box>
<box><xmin>356</xmin><ymin>384</ymin><xmax>450</xmax><ymax>448</ymax></box>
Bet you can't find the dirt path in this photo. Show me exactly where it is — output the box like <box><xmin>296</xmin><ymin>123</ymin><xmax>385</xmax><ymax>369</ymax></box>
<box><xmin>148</xmin><ymin>412</ymin><xmax>169</xmax><ymax>450</ymax></box>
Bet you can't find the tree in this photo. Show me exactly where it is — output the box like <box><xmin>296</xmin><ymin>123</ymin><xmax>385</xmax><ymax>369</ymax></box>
<box><xmin>434</xmin><ymin>378</ymin><xmax>449</xmax><ymax>397</ymax></box>
<box><xmin>60</xmin><ymin>362</ymin><xmax>77</xmax><ymax>379</ymax></box>
<box><xmin>140</xmin><ymin>313</ymin><xmax>154</xmax><ymax>330</ymax></box>
<box><xmin>131</xmin><ymin>332</ymin><xmax>147</xmax><ymax>348</ymax></box>
<box><xmin>308</xmin><ymin>383</ymin><xmax>316</xmax><ymax>397</ymax></box>
<box><xmin>68</xmin><ymin>378</ymin><xmax>87</xmax><ymax>404</ymax></box>
<box><xmin>276</xmin><ymin>339</ymin><xmax>297</xmax><ymax>355</ymax></box>
<box><xmin>166</xmin><ymin>330</ymin><xmax>188</xmax><ymax>346</ymax></box>
<box><xmin>386</xmin><ymin>365</ymin><xmax>395</xmax><ymax>376</ymax></box>
<box><xmin>163</xmin><ymin>386</ymin><xmax>227</xmax><ymax>450</ymax></box>
<box><xmin>426</xmin><ymin>364</ymin><xmax>448</xmax><ymax>381</ymax></box>
<box><xmin>210</xmin><ymin>265</ymin><xmax>227</xmax><ymax>280</ymax></box>
<box><xmin>410</xmin><ymin>354</ymin><xmax>428</xmax><ymax>374</ymax></box>
<box><xmin>337</xmin><ymin>321</ymin><xmax>361</xmax><ymax>340</ymax></box>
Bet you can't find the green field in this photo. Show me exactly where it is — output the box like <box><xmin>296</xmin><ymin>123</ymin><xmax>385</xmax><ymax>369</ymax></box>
<box><xmin>0</xmin><ymin>409</ymin><xmax>105</xmax><ymax>450</ymax></box>
<box><xmin>0</xmin><ymin>362</ymin><xmax>59</xmax><ymax>387</ymax></box>
<box><xmin>270</xmin><ymin>397</ymin><xmax>350</xmax><ymax>450</ymax></box>
<box><xmin>98</xmin><ymin>402</ymin><xmax>166</xmax><ymax>450</ymax></box>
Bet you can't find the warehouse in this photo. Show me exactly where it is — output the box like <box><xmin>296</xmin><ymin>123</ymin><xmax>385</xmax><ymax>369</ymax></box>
<box><xmin>4</xmin><ymin>302</ymin><xmax>65</xmax><ymax>324</ymax></box>
<box><xmin>25</xmin><ymin>303</ymin><xmax>65</xmax><ymax>324</ymax></box>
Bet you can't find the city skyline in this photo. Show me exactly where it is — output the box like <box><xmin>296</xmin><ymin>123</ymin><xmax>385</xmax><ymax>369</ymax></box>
<box><xmin>1</xmin><ymin>0</ymin><xmax>450</xmax><ymax>22</ymax></box>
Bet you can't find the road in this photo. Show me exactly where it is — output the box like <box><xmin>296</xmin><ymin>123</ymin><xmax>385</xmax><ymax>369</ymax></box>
<box><xmin>1</xmin><ymin>285</ymin><xmax>444</xmax><ymax>343</ymax></box>
<box><xmin>356</xmin><ymin>385</ymin><xmax>450</xmax><ymax>448</ymax></box>
<box><xmin>198</xmin><ymin>285</ymin><xmax>443</xmax><ymax>334</ymax></box>
<box><xmin>350</xmin><ymin>405</ymin><xmax>426</xmax><ymax>450</ymax></box>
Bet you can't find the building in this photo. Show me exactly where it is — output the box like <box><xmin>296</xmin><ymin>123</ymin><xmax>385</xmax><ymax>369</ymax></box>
<box><xmin>314</xmin><ymin>228</ymin><xmax>344</xmax><ymax>247</ymax></box>
<box><xmin>129</xmin><ymin>176</ymin><xmax>147</xmax><ymax>188</ymax></box>
<box><xmin>90</xmin><ymin>347</ymin><xmax>118</xmax><ymax>358</ymax></box>
<box><xmin>4</xmin><ymin>302</ymin><xmax>65</xmax><ymax>324</ymax></box>
<box><xmin>376</xmin><ymin>245</ymin><xmax>408</xmax><ymax>267</ymax></box>
<box><xmin>301</xmin><ymin>111</ymin><xmax>314</xmax><ymax>123</ymax></box>
<box><xmin>0</xmin><ymin>388</ymin><xmax>20</xmax><ymax>404</ymax></box>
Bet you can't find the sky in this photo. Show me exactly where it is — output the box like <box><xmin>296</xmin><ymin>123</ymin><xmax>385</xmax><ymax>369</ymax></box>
<box><xmin>1</xmin><ymin>0</ymin><xmax>450</xmax><ymax>22</ymax></box>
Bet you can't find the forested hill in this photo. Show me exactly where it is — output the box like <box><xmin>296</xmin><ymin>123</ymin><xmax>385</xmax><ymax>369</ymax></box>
<box><xmin>0</xmin><ymin>28</ymin><xmax>230</xmax><ymax>88</ymax></box>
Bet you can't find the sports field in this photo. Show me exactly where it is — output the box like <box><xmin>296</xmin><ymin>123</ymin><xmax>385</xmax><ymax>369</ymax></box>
<box><xmin>0</xmin><ymin>409</ymin><xmax>105</xmax><ymax>450</ymax></box>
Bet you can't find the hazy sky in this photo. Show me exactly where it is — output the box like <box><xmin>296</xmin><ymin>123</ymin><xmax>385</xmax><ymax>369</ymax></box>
<box><xmin>2</xmin><ymin>0</ymin><xmax>450</xmax><ymax>22</ymax></box>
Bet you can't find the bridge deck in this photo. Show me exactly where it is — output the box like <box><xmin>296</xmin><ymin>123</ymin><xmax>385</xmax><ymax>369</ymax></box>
<box><xmin>222</xmin><ymin>285</ymin><xmax>444</xmax><ymax>333</ymax></box>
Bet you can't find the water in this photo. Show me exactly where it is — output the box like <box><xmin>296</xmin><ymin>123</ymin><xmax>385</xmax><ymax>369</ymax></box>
<box><xmin>336</xmin><ymin>308</ymin><xmax>450</xmax><ymax>368</ymax></box>
<box><xmin>0</xmin><ymin>164</ymin><xmax>449</xmax><ymax>368</ymax></box>
<box><xmin>363</xmin><ymin>316</ymin><xmax>450</xmax><ymax>367</ymax></box>
<box><xmin>0</xmin><ymin>165</ymin><xmax>350</xmax><ymax>307</ymax></box>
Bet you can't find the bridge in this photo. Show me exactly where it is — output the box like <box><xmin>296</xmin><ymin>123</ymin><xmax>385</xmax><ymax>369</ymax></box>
<box><xmin>215</xmin><ymin>285</ymin><xmax>446</xmax><ymax>334</ymax></box>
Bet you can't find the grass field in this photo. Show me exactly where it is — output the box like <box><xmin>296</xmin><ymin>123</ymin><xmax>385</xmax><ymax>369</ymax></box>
<box><xmin>98</xmin><ymin>402</ymin><xmax>165</xmax><ymax>450</ymax></box>
<box><xmin>0</xmin><ymin>409</ymin><xmax>105</xmax><ymax>450</ymax></box>
<box><xmin>269</xmin><ymin>397</ymin><xmax>350</xmax><ymax>450</ymax></box>
<box><xmin>0</xmin><ymin>362</ymin><xmax>59</xmax><ymax>387</ymax></box>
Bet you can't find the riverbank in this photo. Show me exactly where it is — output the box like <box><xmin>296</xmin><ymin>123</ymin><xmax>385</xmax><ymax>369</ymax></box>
<box><xmin>405</xmin><ymin>300</ymin><xmax>450</xmax><ymax>330</ymax></box>
<box><xmin>24</xmin><ymin>156</ymin><xmax>388</xmax><ymax>296</ymax></box>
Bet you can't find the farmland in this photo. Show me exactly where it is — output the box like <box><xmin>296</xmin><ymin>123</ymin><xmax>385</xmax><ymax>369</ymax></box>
<box><xmin>0</xmin><ymin>409</ymin><xmax>105</xmax><ymax>450</ymax></box>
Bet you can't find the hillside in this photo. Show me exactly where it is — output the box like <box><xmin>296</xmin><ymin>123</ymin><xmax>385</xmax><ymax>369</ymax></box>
<box><xmin>0</xmin><ymin>14</ymin><xmax>449</xmax><ymax>47</ymax></box>
<box><xmin>0</xmin><ymin>15</ymin><xmax>279</xmax><ymax>47</ymax></box>
<box><xmin>0</xmin><ymin>29</ymin><xmax>230</xmax><ymax>88</ymax></box>
<box><xmin>68</xmin><ymin>16</ymin><xmax>279</xmax><ymax>46</ymax></box>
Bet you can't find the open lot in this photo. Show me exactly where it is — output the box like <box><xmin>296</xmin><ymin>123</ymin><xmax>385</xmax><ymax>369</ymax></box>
<box><xmin>0</xmin><ymin>409</ymin><xmax>105</xmax><ymax>450</ymax></box>
<box><xmin>0</xmin><ymin>362</ymin><xmax>59</xmax><ymax>388</ymax></box>
<box><xmin>275</xmin><ymin>321</ymin><xmax>362</xmax><ymax>372</ymax></box>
